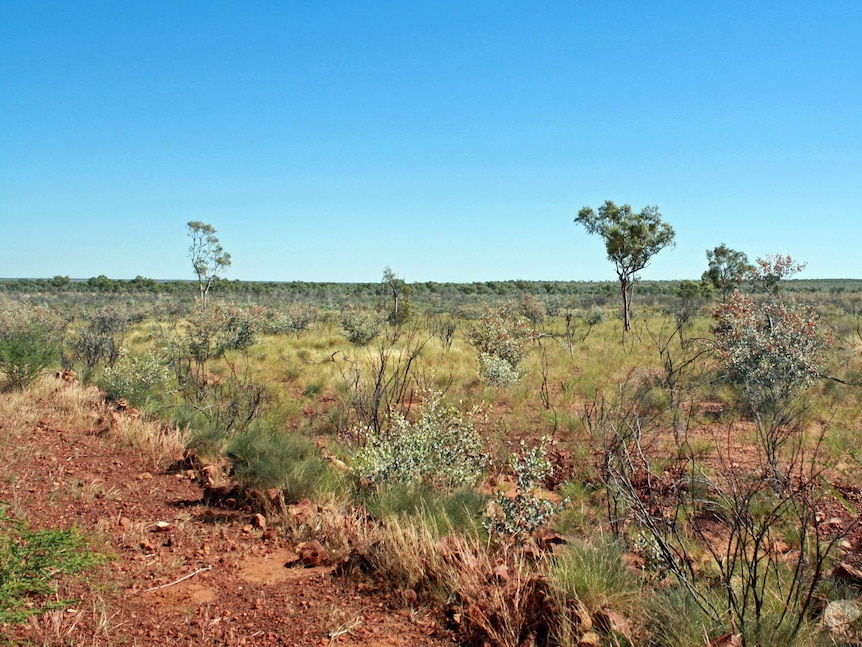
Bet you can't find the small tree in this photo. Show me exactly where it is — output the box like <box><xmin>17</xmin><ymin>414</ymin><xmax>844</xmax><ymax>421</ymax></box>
<box><xmin>0</xmin><ymin>301</ymin><xmax>65</xmax><ymax>390</ymax></box>
<box><xmin>750</xmin><ymin>253</ymin><xmax>806</xmax><ymax>294</ymax></box>
<box><xmin>703</xmin><ymin>244</ymin><xmax>753</xmax><ymax>301</ymax></box>
<box><xmin>381</xmin><ymin>266</ymin><xmax>411</xmax><ymax>325</ymax></box>
<box><xmin>575</xmin><ymin>201</ymin><xmax>675</xmax><ymax>331</ymax></box>
<box><xmin>187</xmin><ymin>221</ymin><xmax>231</xmax><ymax>307</ymax></box>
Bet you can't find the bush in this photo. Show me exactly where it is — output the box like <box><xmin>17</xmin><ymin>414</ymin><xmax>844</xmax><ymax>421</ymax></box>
<box><xmin>478</xmin><ymin>352</ymin><xmax>522</xmax><ymax>387</ymax></box>
<box><xmin>65</xmin><ymin>305</ymin><xmax>129</xmax><ymax>378</ymax></box>
<box><xmin>519</xmin><ymin>294</ymin><xmax>547</xmax><ymax>325</ymax></box>
<box><xmin>467</xmin><ymin>307</ymin><xmax>536</xmax><ymax>386</ymax></box>
<box><xmin>712</xmin><ymin>291</ymin><xmax>831</xmax><ymax>471</ymax></box>
<box><xmin>99</xmin><ymin>348</ymin><xmax>172</xmax><ymax>409</ymax></box>
<box><xmin>339</xmin><ymin>307</ymin><xmax>383</xmax><ymax>346</ymax></box>
<box><xmin>0</xmin><ymin>300</ymin><xmax>65</xmax><ymax>390</ymax></box>
<box><xmin>185</xmin><ymin>302</ymin><xmax>265</xmax><ymax>365</ymax></box>
<box><xmin>159</xmin><ymin>303</ymin><xmax>268</xmax><ymax>455</ymax></box>
<box><xmin>352</xmin><ymin>392</ymin><xmax>488</xmax><ymax>492</ymax></box>
<box><xmin>583</xmin><ymin>305</ymin><xmax>606</xmax><ymax>327</ymax></box>
<box><xmin>485</xmin><ymin>438</ymin><xmax>566</xmax><ymax>541</ymax></box>
<box><xmin>263</xmin><ymin>304</ymin><xmax>316</xmax><ymax>336</ymax></box>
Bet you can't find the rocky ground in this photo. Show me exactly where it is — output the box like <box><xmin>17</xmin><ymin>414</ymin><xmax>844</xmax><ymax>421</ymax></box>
<box><xmin>0</xmin><ymin>378</ymin><xmax>454</xmax><ymax>646</ymax></box>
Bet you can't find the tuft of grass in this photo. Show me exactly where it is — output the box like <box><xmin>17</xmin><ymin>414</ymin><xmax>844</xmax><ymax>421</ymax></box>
<box><xmin>226</xmin><ymin>426</ymin><xmax>347</xmax><ymax>503</ymax></box>
<box><xmin>548</xmin><ymin>537</ymin><xmax>643</xmax><ymax>622</ymax></box>
<box><xmin>365</xmin><ymin>483</ymin><xmax>487</xmax><ymax>537</ymax></box>
<box><xmin>0</xmin><ymin>504</ymin><xmax>107</xmax><ymax>624</ymax></box>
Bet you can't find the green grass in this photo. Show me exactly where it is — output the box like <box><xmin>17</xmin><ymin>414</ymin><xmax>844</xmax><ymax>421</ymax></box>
<box><xmin>365</xmin><ymin>483</ymin><xmax>487</xmax><ymax>537</ymax></box>
<box><xmin>225</xmin><ymin>425</ymin><xmax>348</xmax><ymax>502</ymax></box>
<box><xmin>0</xmin><ymin>504</ymin><xmax>107</xmax><ymax>624</ymax></box>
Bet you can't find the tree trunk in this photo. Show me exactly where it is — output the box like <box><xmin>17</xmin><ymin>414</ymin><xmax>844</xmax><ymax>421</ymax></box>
<box><xmin>620</xmin><ymin>276</ymin><xmax>631</xmax><ymax>332</ymax></box>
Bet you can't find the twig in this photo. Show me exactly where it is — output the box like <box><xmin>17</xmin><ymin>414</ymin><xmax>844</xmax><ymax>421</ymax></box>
<box><xmin>143</xmin><ymin>564</ymin><xmax>212</xmax><ymax>593</ymax></box>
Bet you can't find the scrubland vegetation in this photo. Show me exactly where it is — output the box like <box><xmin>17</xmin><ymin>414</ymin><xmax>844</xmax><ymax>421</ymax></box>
<box><xmin>1</xmin><ymin>264</ymin><xmax>862</xmax><ymax>646</ymax></box>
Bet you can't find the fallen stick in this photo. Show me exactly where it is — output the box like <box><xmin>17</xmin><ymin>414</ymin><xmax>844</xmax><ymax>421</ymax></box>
<box><xmin>143</xmin><ymin>564</ymin><xmax>212</xmax><ymax>593</ymax></box>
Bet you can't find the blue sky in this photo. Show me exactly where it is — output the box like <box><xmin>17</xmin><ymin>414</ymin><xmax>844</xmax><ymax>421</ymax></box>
<box><xmin>1</xmin><ymin>2</ymin><xmax>860</xmax><ymax>282</ymax></box>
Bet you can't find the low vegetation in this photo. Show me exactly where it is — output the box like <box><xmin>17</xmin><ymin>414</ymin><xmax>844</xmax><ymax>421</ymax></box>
<box><xmin>0</xmin><ymin>504</ymin><xmax>106</xmax><ymax>624</ymax></box>
<box><xmin>1</xmin><ymin>261</ymin><xmax>861</xmax><ymax>646</ymax></box>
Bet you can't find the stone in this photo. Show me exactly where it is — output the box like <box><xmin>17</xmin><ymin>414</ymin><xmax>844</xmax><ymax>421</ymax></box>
<box><xmin>296</xmin><ymin>540</ymin><xmax>329</xmax><ymax>567</ymax></box>
<box><xmin>823</xmin><ymin>599</ymin><xmax>862</xmax><ymax>634</ymax></box>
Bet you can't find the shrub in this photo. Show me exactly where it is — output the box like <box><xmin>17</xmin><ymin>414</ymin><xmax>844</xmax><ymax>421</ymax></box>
<box><xmin>519</xmin><ymin>294</ymin><xmax>547</xmax><ymax>325</ymax></box>
<box><xmin>0</xmin><ymin>300</ymin><xmax>65</xmax><ymax>390</ymax></box>
<box><xmin>712</xmin><ymin>291</ymin><xmax>831</xmax><ymax>472</ymax></box>
<box><xmin>467</xmin><ymin>307</ymin><xmax>536</xmax><ymax>386</ymax></box>
<box><xmin>339</xmin><ymin>307</ymin><xmax>383</xmax><ymax>346</ymax></box>
<box><xmin>583</xmin><ymin>305</ymin><xmax>606</xmax><ymax>327</ymax></box>
<box><xmin>477</xmin><ymin>352</ymin><xmax>522</xmax><ymax>387</ymax></box>
<box><xmin>352</xmin><ymin>392</ymin><xmax>488</xmax><ymax>492</ymax></box>
<box><xmin>65</xmin><ymin>305</ymin><xmax>129</xmax><ymax>378</ymax></box>
<box><xmin>99</xmin><ymin>348</ymin><xmax>172</xmax><ymax>409</ymax></box>
<box><xmin>184</xmin><ymin>302</ymin><xmax>265</xmax><ymax>365</ymax></box>
<box><xmin>485</xmin><ymin>438</ymin><xmax>566</xmax><ymax>541</ymax></box>
<box><xmin>263</xmin><ymin>304</ymin><xmax>316</xmax><ymax>336</ymax></box>
<box><xmin>159</xmin><ymin>302</ymin><xmax>268</xmax><ymax>455</ymax></box>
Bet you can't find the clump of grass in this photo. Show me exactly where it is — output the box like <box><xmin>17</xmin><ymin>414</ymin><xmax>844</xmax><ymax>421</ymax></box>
<box><xmin>365</xmin><ymin>482</ymin><xmax>487</xmax><ymax>537</ymax></box>
<box><xmin>0</xmin><ymin>504</ymin><xmax>106</xmax><ymax>624</ymax></box>
<box><xmin>547</xmin><ymin>537</ymin><xmax>643</xmax><ymax>630</ymax></box>
<box><xmin>644</xmin><ymin>585</ymin><xmax>724</xmax><ymax>647</ymax></box>
<box><xmin>225</xmin><ymin>426</ymin><xmax>347</xmax><ymax>503</ymax></box>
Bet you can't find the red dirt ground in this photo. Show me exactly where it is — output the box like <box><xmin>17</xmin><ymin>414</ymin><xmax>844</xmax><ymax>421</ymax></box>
<box><xmin>0</xmin><ymin>381</ymin><xmax>455</xmax><ymax>646</ymax></box>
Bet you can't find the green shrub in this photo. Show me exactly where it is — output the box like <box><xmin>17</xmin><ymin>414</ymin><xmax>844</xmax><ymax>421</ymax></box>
<box><xmin>263</xmin><ymin>304</ymin><xmax>316</xmax><ymax>336</ymax></box>
<box><xmin>352</xmin><ymin>392</ymin><xmax>488</xmax><ymax>492</ymax></box>
<box><xmin>478</xmin><ymin>352</ymin><xmax>522</xmax><ymax>387</ymax></box>
<box><xmin>583</xmin><ymin>305</ymin><xmax>606</xmax><ymax>327</ymax></box>
<box><xmin>0</xmin><ymin>504</ymin><xmax>106</xmax><ymax>624</ymax></box>
<box><xmin>339</xmin><ymin>307</ymin><xmax>383</xmax><ymax>345</ymax></box>
<box><xmin>65</xmin><ymin>305</ymin><xmax>129</xmax><ymax>378</ymax></box>
<box><xmin>467</xmin><ymin>307</ymin><xmax>536</xmax><ymax>369</ymax></box>
<box><xmin>467</xmin><ymin>307</ymin><xmax>536</xmax><ymax>386</ymax></box>
<box><xmin>184</xmin><ymin>302</ymin><xmax>265</xmax><ymax>364</ymax></box>
<box><xmin>159</xmin><ymin>302</ymin><xmax>268</xmax><ymax>448</ymax></box>
<box><xmin>0</xmin><ymin>301</ymin><xmax>65</xmax><ymax>390</ymax></box>
<box><xmin>484</xmin><ymin>438</ymin><xmax>566</xmax><ymax>540</ymax></box>
<box><xmin>99</xmin><ymin>348</ymin><xmax>172</xmax><ymax>409</ymax></box>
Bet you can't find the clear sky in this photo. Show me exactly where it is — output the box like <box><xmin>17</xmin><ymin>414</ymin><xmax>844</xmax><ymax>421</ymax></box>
<box><xmin>1</xmin><ymin>2</ymin><xmax>860</xmax><ymax>283</ymax></box>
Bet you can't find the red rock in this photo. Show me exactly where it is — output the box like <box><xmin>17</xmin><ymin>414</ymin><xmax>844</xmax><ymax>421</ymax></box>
<box><xmin>296</xmin><ymin>540</ymin><xmax>329</xmax><ymax>567</ymax></box>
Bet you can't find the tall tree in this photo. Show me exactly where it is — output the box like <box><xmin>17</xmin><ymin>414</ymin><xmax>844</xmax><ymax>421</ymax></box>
<box><xmin>575</xmin><ymin>201</ymin><xmax>675</xmax><ymax>331</ymax></box>
<box><xmin>187</xmin><ymin>221</ymin><xmax>231</xmax><ymax>307</ymax></box>
<box><xmin>703</xmin><ymin>244</ymin><xmax>753</xmax><ymax>301</ymax></box>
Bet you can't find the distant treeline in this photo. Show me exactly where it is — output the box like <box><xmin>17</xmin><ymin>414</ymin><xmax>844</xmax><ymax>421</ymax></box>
<box><xmin>2</xmin><ymin>275</ymin><xmax>860</xmax><ymax>299</ymax></box>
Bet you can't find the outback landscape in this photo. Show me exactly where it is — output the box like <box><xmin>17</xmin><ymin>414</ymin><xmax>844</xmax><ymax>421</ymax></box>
<box><xmin>2</xmin><ymin>217</ymin><xmax>862</xmax><ymax>647</ymax></box>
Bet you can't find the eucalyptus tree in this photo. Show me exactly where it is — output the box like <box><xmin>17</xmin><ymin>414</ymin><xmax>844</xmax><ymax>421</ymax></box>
<box><xmin>703</xmin><ymin>244</ymin><xmax>753</xmax><ymax>301</ymax></box>
<box><xmin>575</xmin><ymin>201</ymin><xmax>675</xmax><ymax>331</ymax></box>
<box><xmin>187</xmin><ymin>221</ymin><xmax>231</xmax><ymax>307</ymax></box>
